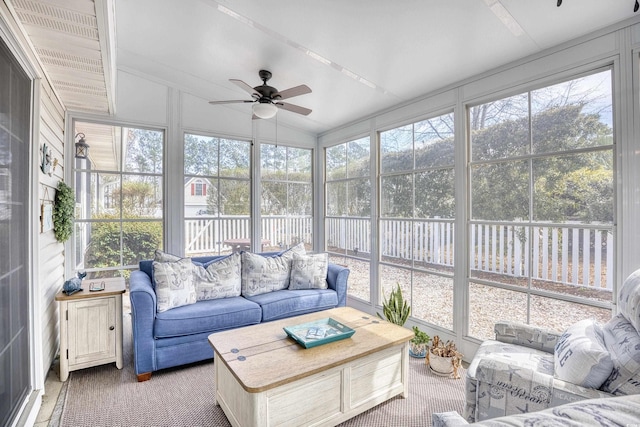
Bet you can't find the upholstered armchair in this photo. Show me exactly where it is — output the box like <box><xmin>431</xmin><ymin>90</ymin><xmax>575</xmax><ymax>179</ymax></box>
<box><xmin>462</xmin><ymin>268</ymin><xmax>640</xmax><ymax>423</ymax></box>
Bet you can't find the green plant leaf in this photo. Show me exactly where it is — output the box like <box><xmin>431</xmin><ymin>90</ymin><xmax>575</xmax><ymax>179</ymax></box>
<box><xmin>53</xmin><ymin>181</ymin><xmax>75</xmax><ymax>242</ymax></box>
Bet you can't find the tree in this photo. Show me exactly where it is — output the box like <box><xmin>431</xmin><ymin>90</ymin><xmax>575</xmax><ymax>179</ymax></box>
<box><xmin>111</xmin><ymin>180</ymin><xmax>159</xmax><ymax>218</ymax></box>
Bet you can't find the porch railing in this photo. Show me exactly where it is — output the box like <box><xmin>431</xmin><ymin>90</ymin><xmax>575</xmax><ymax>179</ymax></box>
<box><xmin>185</xmin><ymin>216</ymin><xmax>313</xmax><ymax>255</ymax></box>
<box><xmin>326</xmin><ymin>217</ymin><xmax>613</xmax><ymax>291</ymax></box>
<box><xmin>187</xmin><ymin>216</ymin><xmax>613</xmax><ymax>290</ymax></box>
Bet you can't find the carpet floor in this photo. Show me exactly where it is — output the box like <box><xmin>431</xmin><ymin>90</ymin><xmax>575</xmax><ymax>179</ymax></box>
<box><xmin>58</xmin><ymin>313</ymin><xmax>466</xmax><ymax>427</ymax></box>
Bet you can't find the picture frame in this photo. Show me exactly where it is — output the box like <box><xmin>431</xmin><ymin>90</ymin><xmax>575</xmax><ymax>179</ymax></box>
<box><xmin>41</xmin><ymin>202</ymin><xmax>53</xmax><ymax>233</ymax></box>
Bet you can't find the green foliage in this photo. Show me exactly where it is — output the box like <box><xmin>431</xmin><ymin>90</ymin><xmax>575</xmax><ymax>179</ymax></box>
<box><xmin>377</xmin><ymin>284</ymin><xmax>411</xmax><ymax>326</ymax></box>
<box><xmin>53</xmin><ymin>181</ymin><xmax>74</xmax><ymax>242</ymax></box>
<box><xmin>113</xmin><ymin>180</ymin><xmax>159</xmax><ymax>218</ymax></box>
<box><xmin>411</xmin><ymin>326</ymin><xmax>431</xmax><ymax>345</ymax></box>
<box><xmin>84</xmin><ymin>216</ymin><xmax>162</xmax><ymax>268</ymax></box>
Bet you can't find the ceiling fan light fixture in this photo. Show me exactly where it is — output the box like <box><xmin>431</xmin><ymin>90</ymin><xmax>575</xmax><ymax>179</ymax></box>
<box><xmin>253</xmin><ymin>102</ymin><xmax>278</xmax><ymax>119</ymax></box>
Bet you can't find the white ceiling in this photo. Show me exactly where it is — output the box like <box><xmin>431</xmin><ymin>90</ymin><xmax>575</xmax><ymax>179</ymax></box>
<box><xmin>11</xmin><ymin>0</ymin><xmax>640</xmax><ymax>135</ymax></box>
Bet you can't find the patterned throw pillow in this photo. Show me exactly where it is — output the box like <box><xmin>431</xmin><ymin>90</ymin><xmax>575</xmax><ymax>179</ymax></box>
<box><xmin>241</xmin><ymin>243</ymin><xmax>306</xmax><ymax>297</ymax></box>
<box><xmin>154</xmin><ymin>249</ymin><xmax>181</xmax><ymax>262</ymax></box>
<box><xmin>554</xmin><ymin>319</ymin><xmax>613</xmax><ymax>389</ymax></box>
<box><xmin>153</xmin><ymin>257</ymin><xmax>197</xmax><ymax>312</ymax></box>
<box><xmin>288</xmin><ymin>253</ymin><xmax>329</xmax><ymax>290</ymax></box>
<box><xmin>618</xmin><ymin>268</ymin><xmax>640</xmax><ymax>331</ymax></box>
<box><xmin>193</xmin><ymin>253</ymin><xmax>241</xmax><ymax>301</ymax></box>
<box><xmin>601</xmin><ymin>313</ymin><xmax>640</xmax><ymax>395</ymax></box>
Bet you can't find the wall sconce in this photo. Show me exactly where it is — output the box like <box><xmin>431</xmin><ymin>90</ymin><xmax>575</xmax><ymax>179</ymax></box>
<box><xmin>75</xmin><ymin>133</ymin><xmax>89</xmax><ymax>159</ymax></box>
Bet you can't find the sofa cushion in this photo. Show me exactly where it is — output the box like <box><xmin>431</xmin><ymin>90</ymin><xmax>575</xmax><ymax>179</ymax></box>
<box><xmin>153</xmin><ymin>258</ymin><xmax>197</xmax><ymax>312</ymax></box>
<box><xmin>601</xmin><ymin>313</ymin><xmax>640</xmax><ymax>395</ymax></box>
<box><xmin>246</xmin><ymin>289</ymin><xmax>338</xmax><ymax>322</ymax></box>
<box><xmin>154</xmin><ymin>296</ymin><xmax>262</xmax><ymax>338</ymax></box>
<box><xmin>554</xmin><ymin>319</ymin><xmax>612</xmax><ymax>389</ymax></box>
<box><xmin>288</xmin><ymin>252</ymin><xmax>329</xmax><ymax>290</ymax></box>
<box><xmin>241</xmin><ymin>243</ymin><xmax>306</xmax><ymax>297</ymax></box>
<box><xmin>193</xmin><ymin>253</ymin><xmax>242</xmax><ymax>301</ymax></box>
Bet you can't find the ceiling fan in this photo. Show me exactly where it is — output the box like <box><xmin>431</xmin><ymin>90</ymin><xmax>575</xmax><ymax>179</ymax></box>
<box><xmin>209</xmin><ymin>70</ymin><xmax>312</xmax><ymax>119</ymax></box>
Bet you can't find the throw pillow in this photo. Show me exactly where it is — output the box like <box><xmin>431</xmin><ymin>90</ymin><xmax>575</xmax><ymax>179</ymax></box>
<box><xmin>554</xmin><ymin>319</ymin><xmax>613</xmax><ymax>389</ymax></box>
<box><xmin>153</xmin><ymin>257</ymin><xmax>197</xmax><ymax>312</ymax></box>
<box><xmin>288</xmin><ymin>252</ymin><xmax>329</xmax><ymax>290</ymax></box>
<box><xmin>601</xmin><ymin>313</ymin><xmax>640</xmax><ymax>395</ymax></box>
<box><xmin>618</xmin><ymin>268</ymin><xmax>640</xmax><ymax>331</ymax></box>
<box><xmin>193</xmin><ymin>253</ymin><xmax>241</xmax><ymax>301</ymax></box>
<box><xmin>154</xmin><ymin>249</ymin><xmax>181</xmax><ymax>262</ymax></box>
<box><xmin>241</xmin><ymin>243</ymin><xmax>306</xmax><ymax>297</ymax></box>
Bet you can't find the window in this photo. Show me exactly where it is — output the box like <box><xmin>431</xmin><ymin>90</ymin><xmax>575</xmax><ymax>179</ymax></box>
<box><xmin>73</xmin><ymin>123</ymin><xmax>164</xmax><ymax>279</ymax></box>
<box><xmin>379</xmin><ymin>113</ymin><xmax>455</xmax><ymax>330</ymax></box>
<box><xmin>192</xmin><ymin>180</ymin><xmax>207</xmax><ymax>196</ymax></box>
<box><xmin>325</xmin><ymin>136</ymin><xmax>371</xmax><ymax>302</ymax></box>
<box><xmin>468</xmin><ymin>69</ymin><xmax>614</xmax><ymax>339</ymax></box>
<box><xmin>261</xmin><ymin>144</ymin><xmax>312</xmax><ymax>251</ymax></box>
<box><xmin>184</xmin><ymin>133</ymin><xmax>251</xmax><ymax>255</ymax></box>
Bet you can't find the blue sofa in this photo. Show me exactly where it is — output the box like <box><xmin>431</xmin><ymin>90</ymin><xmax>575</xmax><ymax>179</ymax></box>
<box><xmin>129</xmin><ymin>252</ymin><xmax>350</xmax><ymax>381</ymax></box>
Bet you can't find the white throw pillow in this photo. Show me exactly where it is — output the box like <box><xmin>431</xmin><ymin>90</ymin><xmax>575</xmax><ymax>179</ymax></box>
<box><xmin>153</xmin><ymin>257</ymin><xmax>197</xmax><ymax>312</ymax></box>
<box><xmin>241</xmin><ymin>243</ymin><xmax>305</xmax><ymax>297</ymax></box>
<box><xmin>288</xmin><ymin>252</ymin><xmax>329</xmax><ymax>290</ymax></box>
<box><xmin>554</xmin><ymin>319</ymin><xmax>613</xmax><ymax>389</ymax></box>
<box><xmin>193</xmin><ymin>253</ymin><xmax>241</xmax><ymax>301</ymax></box>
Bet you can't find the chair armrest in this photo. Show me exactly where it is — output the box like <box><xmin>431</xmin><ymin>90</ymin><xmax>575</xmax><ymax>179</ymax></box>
<box><xmin>432</xmin><ymin>411</ymin><xmax>469</xmax><ymax>427</ymax></box>
<box><xmin>129</xmin><ymin>270</ymin><xmax>157</xmax><ymax>375</ymax></box>
<box><xmin>494</xmin><ymin>321</ymin><xmax>562</xmax><ymax>353</ymax></box>
<box><xmin>327</xmin><ymin>263</ymin><xmax>350</xmax><ymax>307</ymax></box>
<box><xmin>475</xmin><ymin>358</ymin><xmax>612</xmax><ymax>421</ymax></box>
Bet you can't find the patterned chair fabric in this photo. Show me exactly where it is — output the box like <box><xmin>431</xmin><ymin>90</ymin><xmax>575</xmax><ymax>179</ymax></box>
<box><xmin>433</xmin><ymin>395</ymin><xmax>640</xmax><ymax>427</ymax></box>
<box><xmin>463</xmin><ymin>268</ymin><xmax>640</xmax><ymax>422</ymax></box>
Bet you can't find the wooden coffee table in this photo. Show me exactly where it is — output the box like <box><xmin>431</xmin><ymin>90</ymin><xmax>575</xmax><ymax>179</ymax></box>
<box><xmin>208</xmin><ymin>307</ymin><xmax>413</xmax><ymax>427</ymax></box>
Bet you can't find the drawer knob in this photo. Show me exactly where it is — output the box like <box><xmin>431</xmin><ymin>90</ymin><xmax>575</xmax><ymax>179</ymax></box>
<box><xmin>109</xmin><ymin>326</ymin><xmax>115</xmax><ymax>331</ymax></box>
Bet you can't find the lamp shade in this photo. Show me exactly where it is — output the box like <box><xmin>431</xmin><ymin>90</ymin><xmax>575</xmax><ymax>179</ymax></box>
<box><xmin>253</xmin><ymin>102</ymin><xmax>278</xmax><ymax>119</ymax></box>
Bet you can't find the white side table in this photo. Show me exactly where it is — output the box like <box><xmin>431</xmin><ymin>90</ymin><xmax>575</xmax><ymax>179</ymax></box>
<box><xmin>55</xmin><ymin>277</ymin><xmax>125</xmax><ymax>381</ymax></box>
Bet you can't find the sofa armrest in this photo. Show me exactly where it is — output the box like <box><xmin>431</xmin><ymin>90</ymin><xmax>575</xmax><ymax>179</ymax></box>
<box><xmin>327</xmin><ymin>263</ymin><xmax>350</xmax><ymax>307</ymax></box>
<box><xmin>129</xmin><ymin>270</ymin><xmax>157</xmax><ymax>376</ymax></box>
<box><xmin>432</xmin><ymin>411</ymin><xmax>469</xmax><ymax>427</ymax></box>
<box><xmin>494</xmin><ymin>321</ymin><xmax>561</xmax><ymax>353</ymax></box>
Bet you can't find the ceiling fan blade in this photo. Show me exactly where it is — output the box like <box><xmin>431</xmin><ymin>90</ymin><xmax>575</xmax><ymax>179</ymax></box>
<box><xmin>273</xmin><ymin>84</ymin><xmax>311</xmax><ymax>100</ymax></box>
<box><xmin>230</xmin><ymin>79</ymin><xmax>260</xmax><ymax>97</ymax></box>
<box><xmin>209</xmin><ymin>100</ymin><xmax>254</xmax><ymax>105</ymax></box>
<box><xmin>276</xmin><ymin>102</ymin><xmax>312</xmax><ymax>116</ymax></box>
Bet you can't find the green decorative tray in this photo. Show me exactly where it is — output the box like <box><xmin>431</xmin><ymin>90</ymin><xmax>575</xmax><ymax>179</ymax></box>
<box><xmin>284</xmin><ymin>317</ymin><xmax>355</xmax><ymax>349</ymax></box>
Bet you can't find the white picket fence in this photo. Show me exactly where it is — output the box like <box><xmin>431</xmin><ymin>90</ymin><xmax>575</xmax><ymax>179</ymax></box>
<box><xmin>187</xmin><ymin>216</ymin><xmax>613</xmax><ymax>290</ymax></box>
<box><xmin>185</xmin><ymin>216</ymin><xmax>313</xmax><ymax>254</ymax></box>
<box><xmin>326</xmin><ymin>218</ymin><xmax>613</xmax><ymax>290</ymax></box>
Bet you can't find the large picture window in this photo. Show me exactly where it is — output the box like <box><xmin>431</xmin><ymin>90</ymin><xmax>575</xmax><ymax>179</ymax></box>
<box><xmin>73</xmin><ymin>122</ymin><xmax>164</xmax><ymax>279</ymax></box>
<box><xmin>468</xmin><ymin>69</ymin><xmax>614</xmax><ymax>339</ymax></box>
<box><xmin>325</xmin><ymin>136</ymin><xmax>371</xmax><ymax>302</ymax></box>
<box><xmin>261</xmin><ymin>144</ymin><xmax>313</xmax><ymax>251</ymax></box>
<box><xmin>184</xmin><ymin>133</ymin><xmax>251</xmax><ymax>255</ymax></box>
<box><xmin>379</xmin><ymin>113</ymin><xmax>455</xmax><ymax>330</ymax></box>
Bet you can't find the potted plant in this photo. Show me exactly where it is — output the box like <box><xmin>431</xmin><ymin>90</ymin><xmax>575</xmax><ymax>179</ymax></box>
<box><xmin>377</xmin><ymin>283</ymin><xmax>410</xmax><ymax>326</ymax></box>
<box><xmin>427</xmin><ymin>335</ymin><xmax>463</xmax><ymax>379</ymax></box>
<box><xmin>409</xmin><ymin>326</ymin><xmax>430</xmax><ymax>358</ymax></box>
